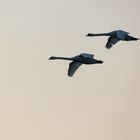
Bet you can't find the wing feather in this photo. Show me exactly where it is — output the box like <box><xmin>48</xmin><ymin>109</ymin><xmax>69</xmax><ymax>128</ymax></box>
<box><xmin>80</xmin><ymin>53</ymin><xmax>94</xmax><ymax>58</ymax></box>
<box><xmin>116</xmin><ymin>30</ymin><xmax>129</xmax><ymax>40</ymax></box>
<box><xmin>105</xmin><ymin>37</ymin><xmax>120</xmax><ymax>49</ymax></box>
<box><xmin>68</xmin><ymin>61</ymin><xmax>82</xmax><ymax>77</ymax></box>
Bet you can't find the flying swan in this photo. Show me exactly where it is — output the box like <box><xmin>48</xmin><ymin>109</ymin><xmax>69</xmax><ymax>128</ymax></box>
<box><xmin>49</xmin><ymin>53</ymin><xmax>103</xmax><ymax>77</ymax></box>
<box><xmin>86</xmin><ymin>30</ymin><xmax>139</xmax><ymax>49</ymax></box>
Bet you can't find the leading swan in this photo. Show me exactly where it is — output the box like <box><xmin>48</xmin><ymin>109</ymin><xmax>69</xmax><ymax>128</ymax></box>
<box><xmin>86</xmin><ymin>30</ymin><xmax>139</xmax><ymax>49</ymax></box>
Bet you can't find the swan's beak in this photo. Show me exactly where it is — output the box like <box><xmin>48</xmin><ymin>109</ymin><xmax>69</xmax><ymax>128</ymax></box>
<box><xmin>86</xmin><ymin>33</ymin><xmax>95</xmax><ymax>37</ymax></box>
<box><xmin>48</xmin><ymin>56</ymin><xmax>56</xmax><ymax>60</ymax></box>
<box><xmin>48</xmin><ymin>57</ymin><xmax>52</xmax><ymax>60</ymax></box>
<box><xmin>86</xmin><ymin>33</ymin><xmax>93</xmax><ymax>36</ymax></box>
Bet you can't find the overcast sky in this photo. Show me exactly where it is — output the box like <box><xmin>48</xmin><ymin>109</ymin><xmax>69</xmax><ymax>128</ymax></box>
<box><xmin>0</xmin><ymin>0</ymin><xmax>140</xmax><ymax>140</ymax></box>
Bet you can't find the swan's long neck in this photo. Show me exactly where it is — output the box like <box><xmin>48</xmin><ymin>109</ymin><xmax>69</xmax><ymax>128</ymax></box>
<box><xmin>49</xmin><ymin>56</ymin><xmax>73</xmax><ymax>61</ymax></box>
<box><xmin>87</xmin><ymin>33</ymin><xmax>109</xmax><ymax>37</ymax></box>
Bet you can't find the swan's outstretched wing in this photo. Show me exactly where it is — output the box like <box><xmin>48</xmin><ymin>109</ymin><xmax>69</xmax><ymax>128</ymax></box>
<box><xmin>105</xmin><ymin>36</ymin><xmax>120</xmax><ymax>49</ymax></box>
<box><xmin>68</xmin><ymin>61</ymin><xmax>82</xmax><ymax>77</ymax></box>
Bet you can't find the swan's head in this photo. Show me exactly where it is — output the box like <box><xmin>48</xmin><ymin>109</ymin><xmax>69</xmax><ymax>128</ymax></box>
<box><xmin>86</xmin><ymin>33</ymin><xmax>95</xmax><ymax>37</ymax></box>
<box><xmin>48</xmin><ymin>56</ymin><xmax>56</xmax><ymax>60</ymax></box>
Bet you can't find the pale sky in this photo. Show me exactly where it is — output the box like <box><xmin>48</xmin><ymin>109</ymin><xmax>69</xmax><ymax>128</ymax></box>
<box><xmin>0</xmin><ymin>0</ymin><xmax>140</xmax><ymax>140</ymax></box>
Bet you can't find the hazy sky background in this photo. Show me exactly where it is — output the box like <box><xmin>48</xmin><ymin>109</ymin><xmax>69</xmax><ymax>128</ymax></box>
<box><xmin>0</xmin><ymin>0</ymin><xmax>140</xmax><ymax>140</ymax></box>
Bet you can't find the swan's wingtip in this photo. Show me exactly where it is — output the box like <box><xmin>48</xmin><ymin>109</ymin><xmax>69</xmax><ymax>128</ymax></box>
<box><xmin>68</xmin><ymin>75</ymin><xmax>73</xmax><ymax>77</ymax></box>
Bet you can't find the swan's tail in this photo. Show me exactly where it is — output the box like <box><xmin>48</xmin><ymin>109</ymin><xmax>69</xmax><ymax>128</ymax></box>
<box><xmin>95</xmin><ymin>60</ymin><xmax>104</xmax><ymax>64</ymax></box>
<box><xmin>125</xmin><ymin>35</ymin><xmax>140</xmax><ymax>41</ymax></box>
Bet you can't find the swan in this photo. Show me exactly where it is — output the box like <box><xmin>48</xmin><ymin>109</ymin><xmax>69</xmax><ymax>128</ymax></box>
<box><xmin>86</xmin><ymin>30</ymin><xmax>139</xmax><ymax>49</ymax></box>
<box><xmin>49</xmin><ymin>53</ymin><xmax>103</xmax><ymax>77</ymax></box>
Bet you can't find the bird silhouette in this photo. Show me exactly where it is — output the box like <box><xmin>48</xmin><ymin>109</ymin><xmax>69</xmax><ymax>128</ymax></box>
<box><xmin>86</xmin><ymin>30</ymin><xmax>139</xmax><ymax>49</ymax></box>
<box><xmin>49</xmin><ymin>53</ymin><xmax>103</xmax><ymax>77</ymax></box>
